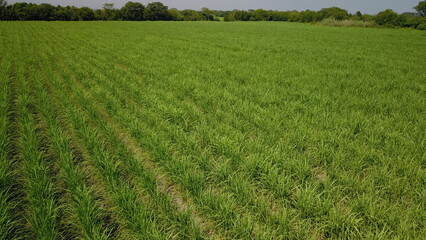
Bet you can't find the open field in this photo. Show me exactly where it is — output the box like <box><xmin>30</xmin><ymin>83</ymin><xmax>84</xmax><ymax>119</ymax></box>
<box><xmin>0</xmin><ymin>21</ymin><xmax>425</xmax><ymax>239</ymax></box>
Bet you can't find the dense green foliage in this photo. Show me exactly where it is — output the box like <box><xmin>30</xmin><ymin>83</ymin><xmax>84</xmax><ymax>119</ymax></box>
<box><xmin>0</xmin><ymin>1</ymin><xmax>425</xmax><ymax>29</ymax></box>
<box><xmin>224</xmin><ymin>6</ymin><xmax>426</xmax><ymax>29</ymax></box>
<box><xmin>0</xmin><ymin>1</ymin><xmax>214</xmax><ymax>21</ymax></box>
<box><xmin>143</xmin><ymin>2</ymin><xmax>170</xmax><ymax>21</ymax></box>
<box><xmin>415</xmin><ymin>0</ymin><xmax>426</xmax><ymax>16</ymax></box>
<box><xmin>121</xmin><ymin>2</ymin><xmax>145</xmax><ymax>21</ymax></box>
<box><xmin>0</xmin><ymin>21</ymin><xmax>425</xmax><ymax>239</ymax></box>
<box><xmin>374</xmin><ymin>9</ymin><xmax>406</xmax><ymax>26</ymax></box>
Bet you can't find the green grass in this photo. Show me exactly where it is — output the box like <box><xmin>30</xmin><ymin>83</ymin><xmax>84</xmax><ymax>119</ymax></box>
<box><xmin>33</xmin><ymin>65</ymin><xmax>109</xmax><ymax>239</ymax></box>
<box><xmin>0</xmin><ymin>21</ymin><xmax>425</xmax><ymax>239</ymax></box>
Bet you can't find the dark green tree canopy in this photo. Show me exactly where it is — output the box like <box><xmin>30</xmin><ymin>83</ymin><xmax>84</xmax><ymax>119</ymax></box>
<box><xmin>375</xmin><ymin>9</ymin><xmax>404</xmax><ymax>26</ymax></box>
<box><xmin>77</xmin><ymin>7</ymin><xmax>95</xmax><ymax>21</ymax></box>
<box><xmin>181</xmin><ymin>9</ymin><xmax>202</xmax><ymax>21</ymax></box>
<box><xmin>168</xmin><ymin>8</ymin><xmax>183</xmax><ymax>21</ymax></box>
<box><xmin>201</xmin><ymin>7</ymin><xmax>214</xmax><ymax>21</ymax></box>
<box><xmin>251</xmin><ymin>9</ymin><xmax>269</xmax><ymax>21</ymax></box>
<box><xmin>121</xmin><ymin>1</ymin><xmax>144</xmax><ymax>21</ymax></box>
<box><xmin>414</xmin><ymin>0</ymin><xmax>426</xmax><ymax>16</ymax></box>
<box><xmin>300</xmin><ymin>10</ymin><xmax>321</xmax><ymax>22</ymax></box>
<box><xmin>144</xmin><ymin>2</ymin><xmax>170</xmax><ymax>20</ymax></box>
<box><xmin>318</xmin><ymin>7</ymin><xmax>349</xmax><ymax>20</ymax></box>
<box><xmin>101</xmin><ymin>3</ymin><xmax>116</xmax><ymax>20</ymax></box>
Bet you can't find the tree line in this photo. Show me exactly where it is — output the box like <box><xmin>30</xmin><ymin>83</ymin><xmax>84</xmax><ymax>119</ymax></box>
<box><xmin>0</xmin><ymin>1</ymin><xmax>216</xmax><ymax>21</ymax></box>
<box><xmin>223</xmin><ymin>4</ymin><xmax>426</xmax><ymax>30</ymax></box>
<box><xmin>0</xmin><ymin>0</ymin><xmax>425</xmax><ymax>29</ymax></box>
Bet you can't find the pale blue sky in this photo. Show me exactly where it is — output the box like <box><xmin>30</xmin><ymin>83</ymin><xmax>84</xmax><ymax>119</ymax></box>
<box><xmin>6</xmin><ymin>0</ymin><xmax>421</xmax><ymax>14</ymax></box>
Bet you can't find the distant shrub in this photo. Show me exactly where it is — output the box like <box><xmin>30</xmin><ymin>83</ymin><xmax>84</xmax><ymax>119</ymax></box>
<box><xmin>318</xmin><ymin>7</ymin><xmax>349</xmax><ymax>20</ymax></box>
<box><xmin>223</xmin><ymin>14</ymin><xmax>235</xmax><ymax>21</ymax></box>
<box><xmin>375</xmin><ymin>9</ymin><xmax>406</xmax><ymax>26</ymax></box>
<box><xmin>417</xmin><ymin>23</ymin><xmax>426</xmax><ymax>30</ymax></box>
<box><xmin>319</xmin><ymin>18</ymin><xmax>375</xmax><ymax>27</ymax></box>
<box><xmin>401</xmin><ymin>14</ymin><xmax>424</xmax><ymax>28</ymax></box>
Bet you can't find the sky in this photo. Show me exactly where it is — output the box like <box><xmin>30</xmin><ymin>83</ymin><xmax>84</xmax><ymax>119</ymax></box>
<box><xmin>6</xmin><ymin>0</ymin><xmax>421</xmax><ymax>14</ymax></box>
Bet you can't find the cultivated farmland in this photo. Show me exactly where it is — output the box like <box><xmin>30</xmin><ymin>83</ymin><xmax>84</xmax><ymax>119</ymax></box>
<box><xmin>0</xmin><ymin>21</ymin><xmax>425</xmax><ymax>239</ymax></box>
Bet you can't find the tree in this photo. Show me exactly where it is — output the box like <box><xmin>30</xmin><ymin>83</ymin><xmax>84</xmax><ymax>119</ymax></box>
<box><xmin>352</xmin><ymin>11</ymin><xmax>363</xmax><ymax>20</ymax></box>
<box><xmin>76</xmin><ymin>7</ymin><xmax>95</xmax><ymax>20</ymax></box>
<box><xmin>300</xmin><ymin>10</ymin><xmax>320</xmax><ymax>22</ymax></box>
<box><xmin>169</xmin><ymin>8</ymin><xmax>182</xmax><ymax>21</ymax></box>
<box><xmin>402</xmin><ymin>14</ymin><xmax>424</xmax><ymax>28</ymax></box>
<box><xmin>10</xmin><ymin>2</ymin><xmax>29</xmax><ymax>20</ymax></box>
<box><xmin>211</xmin><ymin>10</ymin><xmax>230</xmax><ymax>18</ymax></box>
<box><xmin>103</xmin><ymin>3</ymin><xmax>114</xmax><ymax>10</ymax></box>
<box><xmin>67</xmin><ymin>6</ymin><xmax>80</xmax><ymax>21</ymax></box>
<box><xmin>319</xmin><ymin>7</ymin><xmax>348</xmax><ymax>20</ymax></box>
<box><xmin>224</xmin><ymin>10</ymin><xmax>251</xmax><ymax>21</ymax></box>
<box><xmin>201</xmin><ymin>7</ymin><xmax>214</xmax><ymax>21</ymax></box>
<box><xmin>0</xmin><ymin>0</ymin><xmax>7</xmax><ymax>20</ymax></box>
<box><xmin>35</xmin><ymin>3</ymin><xmax>55</xmax><ymax>20</ymax></box>
<box><xmin>414</xmin><ymin>0</ymin><xmax>426</xmax><ymax>16</ymax></box>
<box><xmin>375</xmin><ymin>9</ymin><xmax>405</xmax><ymax>26</ymax></box>
<box><xmin>144</xmin><ymin>2</ymin><xmax>170</xmax><ymax>20</ymax></box>
<box><xmin>223</xmin><ymin>12</ymin><xmax>235</xmax><ymax>21</ymax></box>
<box><xmin>251</xmin><ymin>9</ymin><xmax>269</xmax><ymax>21</ymax></box>
<box><xmin>121</xmin><ymin>1</ymin><xmax>144</xmax><ymax>20</ymax></box>
<box><xmin>181</xmin><ymin>9</ymin><xmax>201</xmax><ymax>21</ymax></box>
<box><xmin>287</xmin><ymin>11</ymin><xmax>301</xmax><ymax>22</ymax></box>
<box><xmin>234</xmin><ymin>10</ymin><xmax>251</xmax><ymax>21</ymax></box>
<box><xmin>102</xmin><ymin>3</ymin><xmax>114</xmax><ymax>20</ymax></box>
<box><xmin>54</xmin><ymin>5</ymin><xmax>72</xmax><ymax>20</ymax></box>
<box><xmin>110</xmin><ymin>9</ymin><xmax>122</xmax><ymax>20</ymax></box>
<box><xmin>271</xmin><ymin>11</ymin><xmax>293</xmax><ymax>21</ymax></box>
